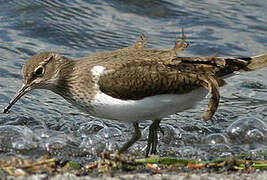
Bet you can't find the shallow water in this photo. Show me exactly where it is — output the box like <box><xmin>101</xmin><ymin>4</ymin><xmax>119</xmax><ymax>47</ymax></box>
<box><xmin>0</xmin><ymin>0</ymin><xmax>266</xmax><ymax>163</ymax></box>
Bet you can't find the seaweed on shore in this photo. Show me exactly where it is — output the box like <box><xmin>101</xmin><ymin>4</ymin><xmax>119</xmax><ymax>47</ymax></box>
<box><xmin>1</xmin><ymin>151</ymin><xmax>267</xmax><ymax>177</ymax></box>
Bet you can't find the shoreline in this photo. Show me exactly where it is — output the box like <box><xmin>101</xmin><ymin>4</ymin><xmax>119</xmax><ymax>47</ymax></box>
<box><xmin>8</xmin><ymin>171</ymin><xmax>267</xmax><ymax>180</ymax></box>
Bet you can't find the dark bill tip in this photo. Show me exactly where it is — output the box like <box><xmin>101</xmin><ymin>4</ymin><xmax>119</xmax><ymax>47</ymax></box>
<box><xmin>3</xmin><ymin>84</ymin><xmax>30</xmax><ymax>113</ymax></box>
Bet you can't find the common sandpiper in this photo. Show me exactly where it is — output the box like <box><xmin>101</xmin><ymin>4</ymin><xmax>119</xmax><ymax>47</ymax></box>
<box><xmin>3</xmin><ymin>32</ymin><xmax>267</xmax><ymax>156</ymax></box>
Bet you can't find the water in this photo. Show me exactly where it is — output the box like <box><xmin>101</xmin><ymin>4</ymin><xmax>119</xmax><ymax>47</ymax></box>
<box><xmin>0</xmin><ymin>0</ymin><xmax>267</xmax><ymax>163</ymax></box>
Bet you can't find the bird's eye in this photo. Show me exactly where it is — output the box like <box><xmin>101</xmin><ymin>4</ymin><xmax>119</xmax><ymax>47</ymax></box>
<box><xmin>35</xmin><ymin>66</ymin><xmax>44</xmax><ymax>76</ymax></box>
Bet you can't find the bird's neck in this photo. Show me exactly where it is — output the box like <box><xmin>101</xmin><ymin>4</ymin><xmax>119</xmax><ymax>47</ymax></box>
<box><xmin>49</xmin><ymin>57</ymin><xmax>76</xmax><ymax>97</ymax></box>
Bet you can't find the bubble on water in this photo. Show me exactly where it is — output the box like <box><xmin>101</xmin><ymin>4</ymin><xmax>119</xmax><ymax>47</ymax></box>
<box><xmin>209</xmin><ymin>144</ymin><xmax>233</xmax><ymax>157</ymax></box>
<box><xmin>203</xmin><ymin>133</ymin><xmax>229</xmax><ymax>145</ymax></box>
<box><xmin>78</xmin><ymin>121</ymin><xmax>105</xmax><ymax>137</ymax></box>
<box><xmin>249</xmin><ymin>146</ymin><xmax>267</xmax><ymax>157</ymax></box>
<box><xmin>105</xmin><ymin>140</ymin><xmax>118</xmax><ymax>152</ymax></box>
<box><xmin>180</xmin><ymin>133</ymin><xmax>199</xmax><ymax>145</ymax></box>
<box><xmin>0</xmin><ymin>125</ymin><xmax>38</xmax><ymax>151</ymax></box>
<box><xmin>79</xmin><ymin>135</ymin><xmax>106</xmax><ymax>154</ymax></box>
<box><xmin>37</xmin><ymin>129</ymin><xmax>77</xmax><ymax>152</ymax></box>
<box><xmin>226</xmin><ymin>117</ymin><xmax>267</xmax><ymax>144</ymax></box>
<box><xmin>159</xmin><ymin>124</ymin><xmax>182</xmax><ymax>145</ymax></box>
<box><xmin>247</xmin><ymin>129</ymin><xmax>265</xmax><ymax>142</ymax></box>
<box><xmin>97</xmin><ymin>126</ymin><xmax>122</xmax><ymax>139</ymax></box>
<box><xmin>141</xmin><ymin>123</ymin><xmax>182</xmax><ymax>144</ymax></box>
<box><xmin>181</xmin><ymin>124</ymin><xmax>212</xmax><ymax>134</ymax></box>
<box><xmin>128</xmin><ymin>142</ymin><xmax>146</xmax><ymax>155</ymax></box>
<box><xmin>79</xmin><ymin>134</ymin><xmax>118</xmax><ymax>154</ymax></box>
<box><xmin>175</xmin><ymin>146</ymin><xmax>210</xmax><ymax>160</ymax></box>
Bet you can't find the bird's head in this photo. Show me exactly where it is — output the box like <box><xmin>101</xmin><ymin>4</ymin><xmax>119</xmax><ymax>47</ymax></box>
<box><xmin>3</xmin><ymin>52</ymin><xmax>68</xmax><ymax>113</ymax></box>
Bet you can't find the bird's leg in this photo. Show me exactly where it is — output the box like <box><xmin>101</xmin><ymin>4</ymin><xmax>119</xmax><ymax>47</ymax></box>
<box><xmin>198</xmin><ymin>75</ymin><xmax>220</xmax><ymax>121</ymax></box>
<box><xmin>119</xmin><ymin>122</ymin><xmax>141</xmax><ymax>153</ymax></box>
<box><xmin>145</xmin><ymin>119</ymin><xmax>161</xmax><ymax>157</ymax></box>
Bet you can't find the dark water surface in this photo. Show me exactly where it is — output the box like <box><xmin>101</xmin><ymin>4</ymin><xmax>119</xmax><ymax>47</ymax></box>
<box><xmin>0</xmin><ymin>0</ymin><xmax>267</xmax><ymax>163</ymax></box>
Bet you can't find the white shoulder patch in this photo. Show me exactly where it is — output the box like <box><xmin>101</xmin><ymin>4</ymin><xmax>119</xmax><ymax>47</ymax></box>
<box><xmin>91</xmin><ymin>65</ymin><xmax>106</xmax><ymax>77</ymax></box>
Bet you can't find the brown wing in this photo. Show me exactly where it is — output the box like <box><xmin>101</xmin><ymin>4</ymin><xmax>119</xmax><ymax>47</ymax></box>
<box><xmin>99</xmin><ymin>60</ymin><xmax>203</xmax><ymax>100</ymax></box>
<box><xmin>98</xmin><ymin>60</ymin><xmax>220</xmax><ymax>121</ymax></box>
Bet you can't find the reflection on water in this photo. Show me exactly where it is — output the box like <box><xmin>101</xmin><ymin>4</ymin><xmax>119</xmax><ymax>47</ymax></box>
<box><xmin>0</xmin><ymin>0</ymin><xmax>266</xmax><ymax>163</ymax></box>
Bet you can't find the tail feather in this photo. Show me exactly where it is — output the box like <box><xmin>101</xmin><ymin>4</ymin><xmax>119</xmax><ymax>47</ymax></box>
<box><xmin>242</xmin><ymin>54</ymin><xmax>267</xmax><ymax>71</ymax></box>
<box><xmin>214</xmin><ymin>54</ymin><xmax>267</xmax><ymax>77</ymax></box>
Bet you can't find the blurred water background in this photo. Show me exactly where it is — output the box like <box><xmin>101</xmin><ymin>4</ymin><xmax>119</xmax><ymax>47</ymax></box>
<box><xmin>0</xmin><ymin>0</ymin><xmax>266</xmax><ymax>164</ymax></box>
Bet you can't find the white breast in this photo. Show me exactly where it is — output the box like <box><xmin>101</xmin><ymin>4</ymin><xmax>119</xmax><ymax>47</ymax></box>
<box><xmin>90</xmin><ymin>88</ymin><xmax>208</xmax><ymax>122</ymax></box>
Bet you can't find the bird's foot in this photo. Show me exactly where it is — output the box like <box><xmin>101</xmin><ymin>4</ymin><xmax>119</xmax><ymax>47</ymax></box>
<box><xmin>145</xmin><ymin>119</ymin><xmax>161</xmax><ymax>157</ymax></box>
<box><xmin>119</xmin><ymin>122</ymin><xmax>141</xmax><ymax>153</ymax></box>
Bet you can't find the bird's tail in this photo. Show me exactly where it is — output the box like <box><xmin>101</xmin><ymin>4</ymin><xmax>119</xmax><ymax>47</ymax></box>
<box><xmin>214</xmin><ymin>54</ymin><xmax>267</xmax><ymax>77</ymax></box>
<box><xmin>240</xmin><ymin>54</ymin><xmax>267</xmax><ymax>71</ymax></box>
<box><xmin>207</xmin><ymin>54</ymin><xmax>267</xmax><ymax>77</ymax></box>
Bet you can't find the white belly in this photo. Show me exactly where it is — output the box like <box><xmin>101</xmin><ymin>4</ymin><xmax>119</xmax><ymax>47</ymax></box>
<box><xmin>89</xmin><ymin>88</ymin><xmax>208</xmax><ymax>122</ymax></box>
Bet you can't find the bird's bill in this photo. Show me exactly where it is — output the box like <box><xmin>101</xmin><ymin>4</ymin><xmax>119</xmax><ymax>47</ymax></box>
<box><xmin>3</xmin><ymin>84</ymin><xmax>31</xmax><ymax>113</ymax></box>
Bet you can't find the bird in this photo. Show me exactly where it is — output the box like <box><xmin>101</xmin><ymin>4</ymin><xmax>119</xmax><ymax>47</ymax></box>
<box><xmin>3</xmin><ymin>32</ymin><xmax>267</xmax><ymax>157</ymax></box>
